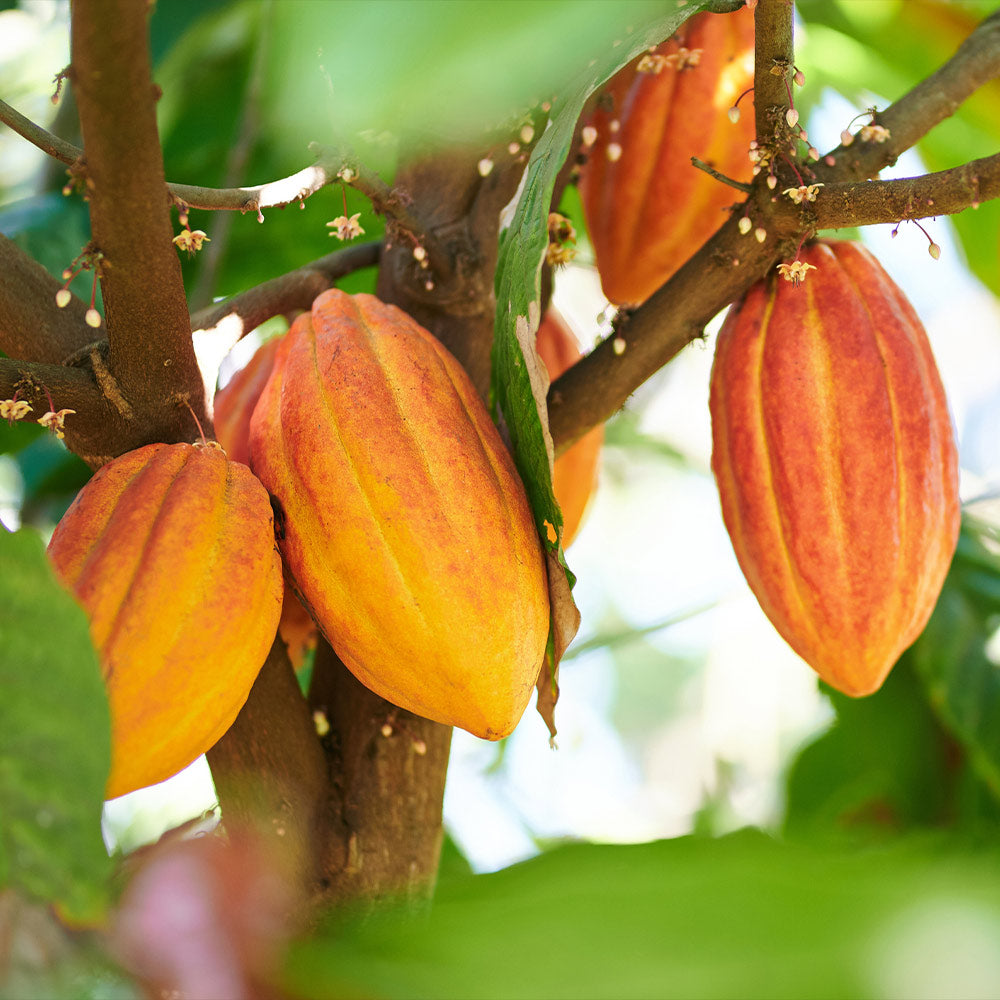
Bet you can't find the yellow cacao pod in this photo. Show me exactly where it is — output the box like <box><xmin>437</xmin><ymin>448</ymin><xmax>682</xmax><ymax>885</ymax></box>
<box><xmin>48</xmin><ymin>442</ymin><xmax>283</xmax><ymax>798</ymax></box>
<box><xmin>248</xmin><ymin>289</ymin><xmax>550</xmax><ymax>738</ymax></box>
<box><xmin>535</xmin><ymin>310</ymin><xmax>602</xmax><ymax>547</ymax></box>
<box><xmin>709</xmin><ymin>240</ymin><xmax>960</xmax><ymax>696</ymax></box>
<box><xmin>579</xmin><ymin>8</ymin><xmax>755</xmax><ymax>305</ymax></box>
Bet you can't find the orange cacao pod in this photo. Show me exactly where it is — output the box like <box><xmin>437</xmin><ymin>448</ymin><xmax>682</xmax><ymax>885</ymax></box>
<box><xmin>48</xmin><ymin>442</ymin><xmax>283</xmax><ymax>798</ymax></box>
<box><xmin>249</xmin><ymin>289</ymin><xmax>550</xmax><ymax>738</ymax></box>
<box><xmin>535</xmin><ymin>310</ymin><xmax>602</xmax><ymax>547</ymax></box>
<box><xmin>709</xmin><ymin>241</ymin><xmax>960</xmax><ymax>696</ymax></box>
<box><xmin>579</xmin><ymin>8</ymin><xmax>755</xmax><ymax>305</ymax></box>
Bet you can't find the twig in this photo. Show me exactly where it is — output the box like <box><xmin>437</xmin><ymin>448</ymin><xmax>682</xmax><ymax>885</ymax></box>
<box><xmin>190</xmin><ymin>242</ymin><xmax>382</xmax><ymax>335</ymax></box>
<box><xmin>691</xmin><ymin>157</ymin><xmax>752</xmax><ymax>193</ymax></box>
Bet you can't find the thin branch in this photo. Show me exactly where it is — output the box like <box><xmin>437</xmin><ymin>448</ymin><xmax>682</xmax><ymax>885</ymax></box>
<box><xmin>808</xmin><ymin>153</ymin><xmax>1000</xmax><ymax>231</ymax></box>
<box><xmin>0</xmin><ymin>97</ymin><xmax>80</xmax><ymax>165</ymax></box>
<box><xmin>190</xmin><ymin>242</ymin><xmax>381</xmax><ymax>336</ymax></box>
<box><xmin>691</xmin><ymin>157</ymin><xmax>752</xmax><ymax>193</ymax></box>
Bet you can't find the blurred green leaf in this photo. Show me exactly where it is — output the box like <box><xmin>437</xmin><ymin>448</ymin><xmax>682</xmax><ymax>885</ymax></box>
<box><xmin>287</xmin><ymin>830</ymin><xmax>1000</xmax><ymax>1000</ymax></box>
<box><xmin>0</xmin><ymin>527</ymin><xmax>111</xmax><ymax>923</ymax></box>
<box><xmin>909</xmin><ymin>515</ymin><xmax>1000</xmax><ymax>801</ymax></box>
<box><xmin>784</xmin><ymin>661</ymin><xmax>954</xmax><ymax>841</ymax></box>
<box><xmin>266</xmin><ymin>1</ymin><xmax>720</xmax><ymax>150</ymax></box>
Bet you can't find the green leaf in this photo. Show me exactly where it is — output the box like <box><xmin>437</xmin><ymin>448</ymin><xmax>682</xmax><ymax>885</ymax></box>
<box><xmin>909</xmin><ymin>515</ymin><xmax>1000</xmax><ymax>801</ymax></box>
<box><xmin>287</xmin><ymin>831</ymin><xmax>1000</xmax><ymax>999</ymax></box>
<box><xmin>0</xmin><ymin>528</ymin><xmax>111</xmax><ymax>922</ymax></box>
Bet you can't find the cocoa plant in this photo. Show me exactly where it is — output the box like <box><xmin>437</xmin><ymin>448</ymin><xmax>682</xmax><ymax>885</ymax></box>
<box><xmin>2</xmin><ymin>0</ymin><xmax>1000</xmax><ymax>995</ymax></box>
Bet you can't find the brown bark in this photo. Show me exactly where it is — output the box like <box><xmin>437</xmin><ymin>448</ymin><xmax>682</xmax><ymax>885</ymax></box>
<box><xmin>71</xmin><ymin>0</ymin><xmax>208</xmax><ymax>446</ymax></box>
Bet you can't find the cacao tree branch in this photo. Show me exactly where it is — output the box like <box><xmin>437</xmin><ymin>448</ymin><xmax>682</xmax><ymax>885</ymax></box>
<box><xmin>547</xmin><ymin>6</ymin><xmax>1000</xmax><ymax>453</ymax></box>
<box><xmin>752</xmin><ymin>0</ymin><xmax>796</xmax><ymax>142</ymax></box>
<box><xmin>814</xmin><ymin>9</ymin><xmax>1000</xmax><ymax>185</ymax></box>
<box><xmin>0</xmin><ymin>355</ymin><xmax>128</xmax><ymax>468</ymax></box>
<box><xmin>0</xmin><ymin>94</ymin><xmax>450</xmax><ymax>279</ymax></box>
<box><xmin>0</xmin><ymin>233</ymin><xmax>94</xmax><ymax>364</ymax></box>
<box><xmin>71</xmin><ymin>0</ymin><xmax>208</xmax><ymax>444</ymax></box>
<box><xmin>207</xmin><ymin>638</ymin><xmax>333</xmax><ymax>896</ymax></box>
<box><xmin>190</xmin><ymin>242</ymin><xmax>382</xmax><ymax>338</ymax></box>
<box><xmin>806</xmin><ymin>153</ymin><xmax>1000</xmax><ymax>231</ymax></box>
<box><xmin>0</xmin><ymin>97</ymin><xmax>79</xmax><ymax>166</ymax></box>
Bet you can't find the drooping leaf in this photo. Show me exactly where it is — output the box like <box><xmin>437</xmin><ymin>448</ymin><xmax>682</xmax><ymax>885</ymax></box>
<box><xmin>286</xmin><ymin>830</ymin><xmax>1000</xmax><ymax>1000</ymax></box>
<box><xmin>491</xmin><ymin>1</ymin><xmax>741</xmax><ymax>729</ymax></box>
<box><xmin>0</xmin><ymin>527</ymin><xmax>111</xmax><ymax>923</ymax></box>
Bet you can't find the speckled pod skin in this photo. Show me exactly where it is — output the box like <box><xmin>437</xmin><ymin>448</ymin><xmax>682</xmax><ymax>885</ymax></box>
<box><xmin>248</xmin><ymin>289</ymin><xmax>550</xmax><ymax>739</ymax></box>
<box><xmin>48</xmin><ymin>442</ymin><xmax>283</xmax><ymax>798</ymax></box>
<box><xmin>579</xmin><ymin>7</ymin><xmax>755</xmax><ymax>306</ymax></box>
<box><xmin>535</xmin><ymin>311</ymin><xmax>602</xmax><ymax>548</ymax></box>
<box><xmin>709</xmin><ymin>241</ymin><xmax>960</xmax><ymax>696</ymax></box>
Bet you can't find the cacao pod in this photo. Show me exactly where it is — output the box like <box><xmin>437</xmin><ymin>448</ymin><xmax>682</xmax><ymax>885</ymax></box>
<box><xmin>578</xmin><ymin>8</ymin><xmax>755</xmax><ymax>306</ymax></box>
<box><xmin>709</xmin><ymin>240</ymin><xmax>960</xmax><ymax>696</ymax></box>
<box><xmin>48</xmin><ymin>442</ymin><xmax>283</xmax><ymax>798</ymax></box>
<box><xmin>213</xmin><ymin>335</ymin><xmax>284</xmax><ymax>467</ymax></box>
<box><xmin>215</xmin><ymin>336</ymin><xmax>319</xmax><ymax>668</ymax></box>
<box><xmin>249</xmin><ymin>289</ymin><xmax>550</xmax><ymax>739</ymax></box>
<box><xmin>535</xmin><ymin>310</ymin><xmax>602</xmax><ymax>547</ymax></box>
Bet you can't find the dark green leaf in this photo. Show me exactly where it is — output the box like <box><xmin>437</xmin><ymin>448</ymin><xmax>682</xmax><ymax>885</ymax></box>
<box><xmin>287</xmin><ymin>830</ymin><xmax>1000</xmax><ymax>1000</ymax></box>
<box><xmin>0</xmin><ymin>528</ymin><xmax>111</xmax><ymax>922</ymax></box>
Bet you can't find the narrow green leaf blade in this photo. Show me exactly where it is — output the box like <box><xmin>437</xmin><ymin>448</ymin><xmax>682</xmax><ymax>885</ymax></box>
<box><xmin>0</xmin><ymin>527</ymin><xmax>111</xmax><ymax>921</ymax></box>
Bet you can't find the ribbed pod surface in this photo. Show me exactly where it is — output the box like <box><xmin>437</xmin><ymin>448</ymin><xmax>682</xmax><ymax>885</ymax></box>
<box><xmin>248</xmin><ymin>289</ymin><xmax>550</xmax><ymax>739</ymax></box>
<box><xmin>709</xmin><ymin>241</ymin><xmax>960</xmax><ymax>695</ymax></box>
<box><xmin>579</xmin><ymin>7</ymin><xmax>755</xmax><ymax>305</ymax></box>
<box><xmin>48</xmin><ymin>442</ymin><xmax>283</xmax><ymax>797</ymax></box>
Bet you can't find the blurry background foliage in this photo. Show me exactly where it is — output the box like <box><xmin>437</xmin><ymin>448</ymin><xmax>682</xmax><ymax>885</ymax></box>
<box><xmin>3</xmin><ymin>1</ymin><xmax>1000</xmax><ymax>997</ymax></box>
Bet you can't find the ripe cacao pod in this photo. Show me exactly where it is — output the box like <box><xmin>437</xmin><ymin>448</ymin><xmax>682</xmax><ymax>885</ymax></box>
<box><xmin>213</xmin><ymin>335</ymin><xmax>283</xmax><ymax>467</ymax></box>
<box><xmin>709</xmin><ymin>240</ymin><xmax>960</xmax><ymax>696</ymax></box>
<box><xmin>578</xmin><ymin>8</ymin><xmax>755</xmax><ymax>305</ymax></box>
<box><xmin>215</xmin><ymin>336</ymin><xmax>319</xmax><ymax>668</ymax></box>
<box><xmin>48</xmin><ymin>441</ymin><xmax>283</xmax><ymax>798</ymax></box>
<box><xmin>535</xmin><ymin>310</ymin><xmax>602</xmax><ymax>547</ymax></box>
<box><xmin>249</xmin><ymin>289</ymin><xmax>550</xmax><ymax>739</ymax></box>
